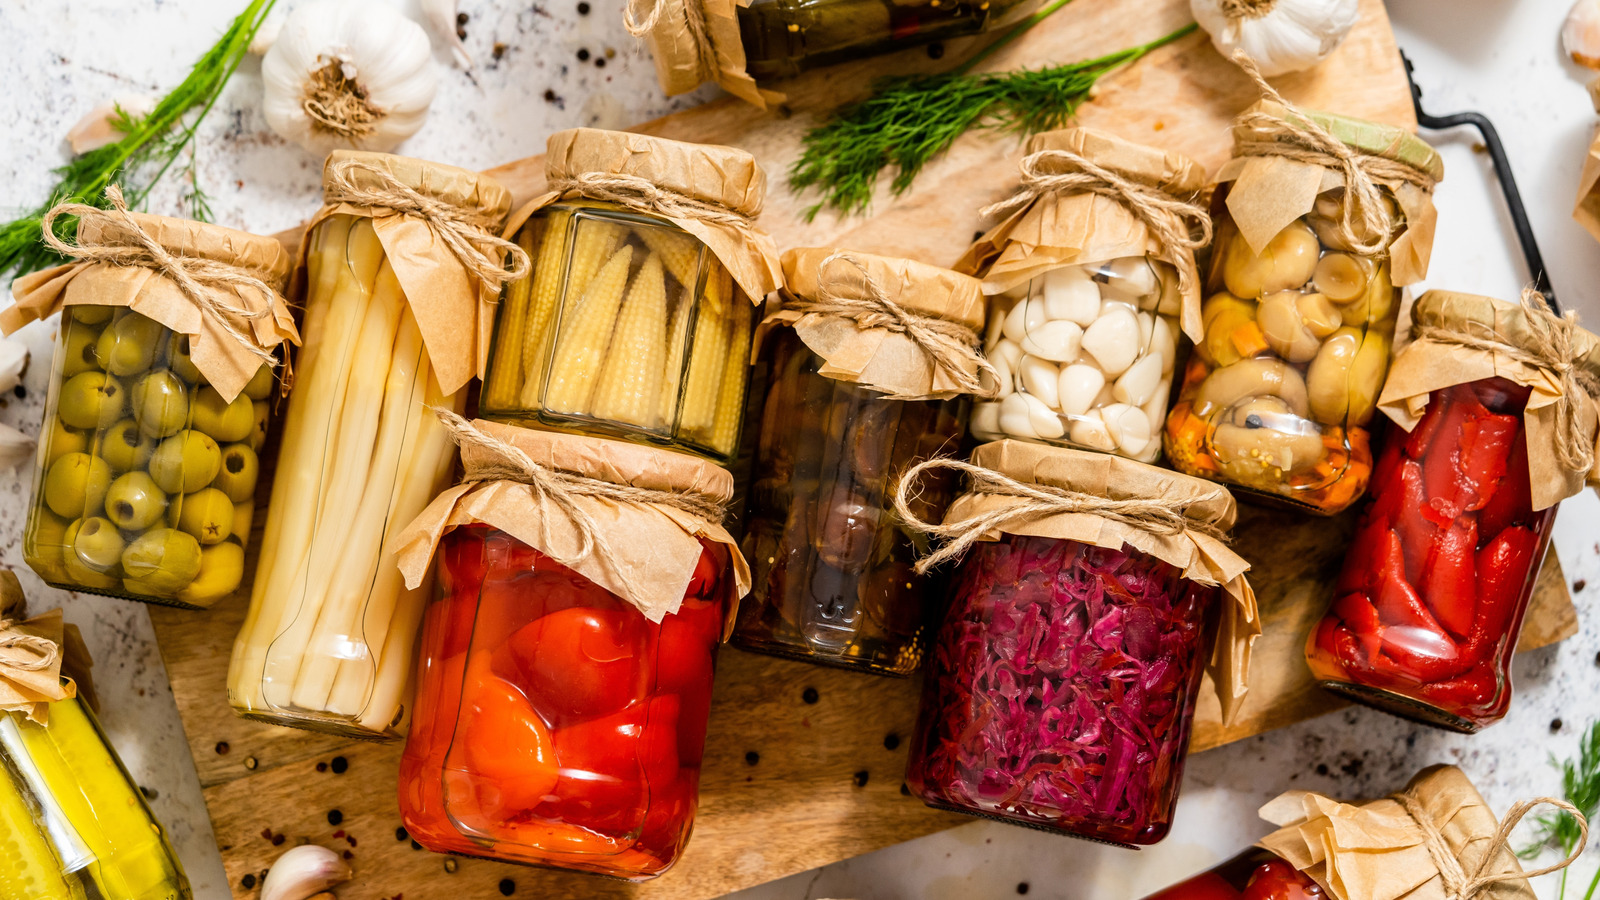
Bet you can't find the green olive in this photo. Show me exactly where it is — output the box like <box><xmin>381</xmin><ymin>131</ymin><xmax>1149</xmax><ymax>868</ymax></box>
<box><xmin>165</xmin><ymin>334</ymin><xmax>202</xmax><ymax>384</ymax></box>
<box><xmin>60</xmin><ymin>318</ymin><xmax>104</xmax><ymax>378</ymax></box>
<box><xmin>175</xmin><ymin>488</ymin><xmax>233</xmax><ymax>545</ymax></box>
<box><xmin>43</xmin><ymin>452</ymin><xmax>111</xmax><ymax>519</ymax></box>
<box><xmin>94</xmin><ymin>314</ymin><xmax>166</xmax><ymax>376</ymax></box>
<box><xmin>69</xmin><ymin>515</ymin><xmax>126</xmax><ymax>573</ymax></box>
<box><xmin>191</xmin><ymin>387</ymin><xmax>254</xmax><ymax>443</ymax></box>
<box><xmin>97</xmin><ymin>419</ymin><xmax>157</xmax><ymax>473</ymax></box>
<box><xmin>24</xmin><ymin>511</ymin><xmax>72</xmax><ymax>584</ymax></box>
<box><xmin>105</xmin><ymin>471</ymin><xmax>168</xmax><ymax>531</ymax></box>
<box><xmin>57</xmin><ymin>371</ymin><xmax>126</xmax><ymax>430</ymax></box>
<box><xmin>131</xmin><ymin>370</ymin><xmax>190</xmax><ymax>438</ymax></box>
<box><xmin>148</xmin><ymin>430</ymin><xmax>221</xmax><ymax>495</ymax></box>
<box><xmin>62</xmin><ymin>519</ymin><xmax>119</xmax><ymax>590</ymax></box>
<box><xmin>231</xmin><ymin>500</ymin><xmax>253</xmax><ymax>550</ymax></box>
<box><xmin>211</xmin><ymin>444</ymin><xmax>259</xmax><ymax>502</ymax></box>
<box><xmin>176</xmin><ymin>541</ymin><xmax>245</xmax><ymax>606</ymax></box>
<box><xmin>248</xmin><ymin>401</ymin><xmax>269</xmax><ymax>452</ymax></box>
<box><xmin>243</xmin><ymin>364</ymin><xmax>274</xmax><ymax>401</ymax></box>
<box><xmin>70</xmin><ymin>305</ymin><xmax>113</xmax><ymax>326</ymax></box>
<box><xmin>120</xmin><ymin>528</ymin><xmax>202</xmax><ymax>593</ymax></box>
<box><xmin>44</xmin><ymin>418</ymin><xmax>90</xmax><ymax>467</ymax></box>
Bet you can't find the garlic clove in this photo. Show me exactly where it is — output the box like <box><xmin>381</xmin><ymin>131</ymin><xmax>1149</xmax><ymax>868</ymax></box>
<box><xmin>1041</xmin><ymin>266</ymin><xmax>1100</xmax><ymax>325</ymax></box>
<box><xmin>998</xmin><ymin>393</ymin><xmax>1040</xmax><ymax>439</ymax></box>
<box><xmin>0</xmin><ymin>338</ymin><xmax>28</xmax><ymax>395</ymax></box>
<box><xmin>260</xmin><ymin>844</ymin><xmax>352</xmax><ymax>900</ymax></box>
<box><xmin>1019</xmin><ymin>320</ymin><xmax>1083</xmax><ymax>363</ymax></box>
<box><xmin>970</xmin><ymin>401</ymin><xmax>1004</xmax><ymax>439</ymax></box>
<box><xmin>0</xmin><ymin>423</ymin><xmax>36</xmax><ymax>472</ymax></box>
<box><xmin>1068</xmin><ymin>409</ymin><xmax>1116</xmax><ymax>452</ymax></box>
<box><xmin>1017</xmin><ymin>354</ymin><xmax>1061</xmax><ymax>410</ymax></box>
<box><xmin>422</xmin><ymin>0</ymin><xmax>475</xmax><ymax>69</ymax></box>
<box><xmin>1057</xmin><ymin>364</ymin><xmax>1106</xmax><ymax>418</ymax></box>
<box><xmin>1566</xmin><ymin>0</ymin><xmax>1600</xmax><ymax>69</ymax></box>
<box><xmin>66</xmin><ymin>95</ymin><xmax>158</xmax><ymax>156</ymax></box>
<box><xmin>249</xmin><ymin>8</ymin><xmax>286</xmax><ymax>55</ymax></box>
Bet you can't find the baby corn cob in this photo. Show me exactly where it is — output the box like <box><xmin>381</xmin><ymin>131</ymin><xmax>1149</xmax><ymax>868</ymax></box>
<box><xmin>709</xmin><ymin>301</ymin><xmax>752</xmax><ymax>455</ymax></box>
<box><xmin>481</xmin><ymin>224</ymin><xmax>540</xmax><ymax>410</ymax></box>
<box><xmin>657</xmin><ymin>287</ymin><xmax>694</xmax><ymax>427</ymax></box>
<box><xmin>544</xmin><ymin>244</ymin><xmax>635</xmax><ymax>414</ymax></box>
<box><xmin>677</xmin><ymin>270</ymin><xmax>733</xmax><ymax>438</ymax></box>
<box><xmin>636</xmin><ymin>226</ymin><xmax>701</xmax><ymax>290</ymax></box>
<box><xmin>592</xmin><ymin>253</ymin><xmax>668</xmax><ymax>428</ymax></box>
<box><xmin>566</xmin><ymin>218</ymin><xmax>628</xmax><ymax>303</ymax></box>
<box><xmin>512</xmin><ymin>211</ymin><xmax>574</xmax><ymax>410</ymax></box>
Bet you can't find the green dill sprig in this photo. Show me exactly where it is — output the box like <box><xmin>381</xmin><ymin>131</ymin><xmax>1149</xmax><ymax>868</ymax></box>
<box><xmin>788</xmin><ymin>3</ymin><xmax>1198</xmax><ymax>219</ymax></box>
<box><xmin>0</xmin><ymin>0</ymin><xmax>277</xmax><ymax>282</ymax></box>
<box><xmin>1520</xmin><ymin>719</ymin><xmax>1600</xmax><ymax>900</ymax></box>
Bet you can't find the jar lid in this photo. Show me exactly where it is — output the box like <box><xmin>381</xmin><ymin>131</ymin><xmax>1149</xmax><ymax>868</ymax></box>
<box><xmin>79</xmin><ymin>212</ymin><xmax>292</xmax><ymax>289</ymax></box>
<box><xmin>545</xmin><ymin>128</ymin><xmax>767</xmax><ymax>219</ymax></box>
<box><xmin>1026</xmin><ymin>127</ymin><xmax>1209</xmax><ymax>196</ymax></box>
<box><xmin>475</xmin><ymin>421</ymin><xmax>734</xmax><ymax>503</ymax></box>
<box><xmin>1411</xmin><ymin>290</ymin><xmax>1600</xmax><ymax>378</ymax></box>
<box><xmin>1234</xmin><ymin>100</ymin><xmax>1445</xmax><ymax>183</ymax></box>
<box><xmin>780</xmin><ymin>248</ymin><xmax>985</xmax><ymax>330</ymax></box>
<box><xmin>322</xmin><ymin>149</ymin><xmax>513</xmax><ymax>222</ymax></box>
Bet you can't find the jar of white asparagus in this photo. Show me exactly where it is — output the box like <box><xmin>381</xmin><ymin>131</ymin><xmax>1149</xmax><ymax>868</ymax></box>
<box><xmin>228</xmin><ymin>152</ymin><xmax>523</xmax><ymax>739</ymax></box>
<box><xmin>480</xmin><ymin>129</ymin><xmax>783</xmax><ymax>464</ymax></box>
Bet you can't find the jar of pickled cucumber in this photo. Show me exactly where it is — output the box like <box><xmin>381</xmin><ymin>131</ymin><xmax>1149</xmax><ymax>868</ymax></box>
<box><xmin>733</xmin><ymin>249</ymin><xmax>983</xmax><ymax>676</ymax></box>
<box><xmin>230</xmin><ymin>152</ymin><xmax>520</xmax><ymax>739</ymax></box>
<box><xmin>1163</xmin><ymin>101</ymin><xmax>1443</xmax><ymax>514</ymax></box>
<box><xmin>4</xmin><ymin>204</ymin><xmax>296</xmax><ymax>609</ymax></box>
<box><xmin>482</xmin><ymin>128</ymin><xmax>783</xmax><ymax>464</ymax></box>
<box><xmin>960</xmin><ymin>129</ymin><xmax>1211</xmax><ymax>464</ymax></box>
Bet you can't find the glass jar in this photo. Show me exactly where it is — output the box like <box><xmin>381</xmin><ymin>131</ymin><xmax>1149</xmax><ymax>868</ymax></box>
<box><xmin>24</xmin><ymin>307</ymin><xmax>274</xmax><ymax>608</ymax></box>
<box><xmin>398</xmin><ymin>525</ymin><xmax>732</xmax><ymax>880</ymax></box>
<box><xmin>1306</xmin><ymin>378</ymin><xmax>1556</xmax><ymax>732</ymax></box>
<box><xmin>229</xmin><ymin>208</ymin><xmax>472</xmax><ymax>739</ymax></box>
<box><xmin>1</xmin><ymin>693</ymin><xmax>192</xmax><ymax>900</ymax></box>
<box><xmin>481</xmin><ymin>201</ymin><xmax>756</xmax><ymax>464</ymax></box>
<box><xmin>733</xmin><ymin>328</ymin><xmax>967</xmax><ymax>675</ymax></box>
<box><xmin>1163</xmin><ymin>108</ymin><xmax>1441</xmax><ymax>514</ymax></box>
<box><xmin>1140</xmin><ymin>850</ymin><xmax>1323</xmax><ymax>900</ymax></box>
<box><xmin>906</xmin><ymin>533</ymin><xmax>1221</xmax><ymax>845</ymax></box>
<box><xmin>970</xmin><ymin>258</ymin><xmax>1180</xmax><ymax>462</ymax></box>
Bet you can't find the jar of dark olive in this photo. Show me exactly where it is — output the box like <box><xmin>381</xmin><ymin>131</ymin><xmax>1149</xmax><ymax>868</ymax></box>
<box><xmin>733</xmin><ymin>248</ymin><xmax>985</xmax><ymax>675</ymax></box>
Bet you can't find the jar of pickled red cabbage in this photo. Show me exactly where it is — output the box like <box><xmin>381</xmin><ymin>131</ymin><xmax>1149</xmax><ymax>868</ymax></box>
<box><xmin>735</xmin><ymin>249</ymin><xmax>984</xmax><ymax>676</ymax></box>
<box><xmin>394</xmin><ymin>420</ymin><xmax>749</xmax><ymax>880</ymax></box>
<box><xmin>901</xmin><ymin>441</ymin><xmax>1258</xmax><ymax>845</ymax></box>
<box><xmin>5</xmin><ymin>204</ymin><xmax>296</xmax><ymax>609</ymax></box>
<box><xmin>1307</xmin><ymin>291</ymin><xmax>1600</xmax><ymax>732</ymax></box>
<box><xmin>481</xmin><ymin>128</ymin><xmax>782</xmax><ymax>464</ymax></box>
<box><xmin>1164</xmin><ymin>102</ymin><xmax>1442</xmax><ymax>514</ymax></box>
<box><xmin>960</xmin><ymin>128</ymin><xmax>1211</xmax><ymax>464</ymax></box>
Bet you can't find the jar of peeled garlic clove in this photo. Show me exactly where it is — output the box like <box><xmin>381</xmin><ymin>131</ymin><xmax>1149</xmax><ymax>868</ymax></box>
<box><xmin>1163</xmin><ymin>101</ymin><xmax>1442</xmax><ymax>515</ymax></box>
<box><xmin>959</xmin><ymin>128</ymin><xmax>1212</xmax><ymax>464</ymax></box>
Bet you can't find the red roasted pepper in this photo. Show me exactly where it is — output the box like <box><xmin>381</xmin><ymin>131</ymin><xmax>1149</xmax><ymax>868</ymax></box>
<box><xmin>1467</xmin><ymin>526</ymin><xmax>1540</xmax><ymax>658</ymax></box>
<box><xmin>1478</xmin><ymin>426</ymin><xmax>1532</xmax><ymax>538</ymax></box>
<box><xmin>1418</xmin><ymin>516</ymin><xmax>1476</xmax><ymax>640</ymax></box>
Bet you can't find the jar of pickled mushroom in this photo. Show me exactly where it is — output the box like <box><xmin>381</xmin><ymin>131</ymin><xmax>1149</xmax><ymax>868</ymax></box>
<box><xmin>1140</xmin><ymin>765</ymin><xmax>1558</xmax><ymax>900</ymax></box>
<box><xmin>1164</xmin><ymin>100</ymin><xmax>1442</xmax><ymax>514</ymax></box>
<box><xmin>1308</xmin><ymin>290</ymin><xmax>1600</xmax><ymax>732</ymax></box>
<box><xmin>482</xmin><ymin>128</ymin><xmax>783</xmax><ymax>464</ymax></box>
<box><xmin>734</xmin><ymin>248</ymin><xmax>985</xmax><ymax>676</ymax></box>
<box><xmin>630</xmin><ymin>0</ymin><xmax>1039</xmax><ymax>105</ymax></box>
<box><xmin>899</xmin><ymin>441</ymin><xmax>1258</xmax><ymax>846</ymax></box>
<box><xmin>230</xmin><ymin>152</ymin><xmax>523</xmax><ymax>739</ymax></box>
<box><xmin>959</xmin><ymin>128</ymin><xmax>1212</xmax><ymax>463</ymax></box>
<box><xmin>394</xmin><ymin>418</ymin><xmax>749</xmax><ymax>881</ymax></box>
<box><xmin>5</xmin><ymin>194</ymin><xmax>296</xmax><ymax>610</ymax></box>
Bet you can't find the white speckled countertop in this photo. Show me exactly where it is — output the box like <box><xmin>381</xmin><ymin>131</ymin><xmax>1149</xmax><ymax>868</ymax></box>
<box><xmin>1</xmin><ymin>1</ymin><xmax>1598</xmax><ymax>898</ymax></box>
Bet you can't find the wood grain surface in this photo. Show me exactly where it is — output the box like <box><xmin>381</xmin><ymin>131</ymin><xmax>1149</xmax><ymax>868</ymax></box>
<box><xmin>146</xmin><ymin>1</ymin><xmax>1581</xmax><ymax>898</ymax></box>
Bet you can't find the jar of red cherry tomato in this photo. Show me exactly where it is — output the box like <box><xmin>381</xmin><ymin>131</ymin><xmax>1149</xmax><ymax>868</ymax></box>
<box><xmin>1307</xmin><ymin>291</ymin><xmax>1600</xmax><ymax>732</ymax></box>
<box><xmin>897</xmin><ymin>440</ymin><xmax>1259</xmax><ymax>846</ymax></box>
<box><xmin>393</xmin><ymin>419</ymin><xmax>749</xmax><ymax>880</ymax></box>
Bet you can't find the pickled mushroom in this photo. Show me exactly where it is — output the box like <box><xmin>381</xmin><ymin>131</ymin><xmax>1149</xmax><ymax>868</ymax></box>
<box><xmin>1221</xmin><ymin>221</ymin><xmax>1320</xmax><ymax>299</ymax></box>
<box><xmin>1194</xmin><ymin>358</ymin><xmax>1310</xmax><ymax>420</ymax></box>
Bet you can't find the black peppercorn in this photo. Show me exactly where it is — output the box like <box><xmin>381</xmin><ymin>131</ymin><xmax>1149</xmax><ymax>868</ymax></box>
<box><xmin>745</xmin><ymin>751</ymin><xmax>760</xmax><ymax>765</ymax></box>
<box><xmin>883</xmin><ymin>733</ymin><xmax>900</xmax><ymax>751</ymax></box>
<box><xmin>241</xmin><ymin>874</ymin><xmax>256</xmax><ymax>890</ymax></box>
<box><xmin>331</xmin><ymin>756</ymin><xmax>349</xmax><ymax>774</ymax></box>
<box><xmin>328</xmin><ymin>809</ymin><xmax>343</xmax><ymax>826</ymax></box>
<box><xmin>927</xmin><ymin>42</ymin><xmax>945</xmax><ymax>59</ymax></box>
<box><xmin>396</xmin><ymin>826</ymin><xmax>409</xmax><ymax>842</ymax></box>
<box><xmin>802</xmin><ymin>687</ymin><xmax>819</xmax><ymax>704</ymax></box>
<box><xmin>852</xmin><ymin>770</ymin><xmax>869</xmax><ymax>787</ymax></box>
<box><xmin>577</xmin><ymin>48</ymin><xmax>590</xmax><ymax>62</ymax></box>
<box><xmin>499</xmin><ymin>879</ymin><xmax>517</xmax><ymax>896</ymax></box>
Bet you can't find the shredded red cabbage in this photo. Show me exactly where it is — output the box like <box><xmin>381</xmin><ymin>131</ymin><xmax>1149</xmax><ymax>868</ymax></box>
<box><xmin>906</xmin><ymin>535</ymin><xmax>1220</xmax><ymax>845</ymax></box>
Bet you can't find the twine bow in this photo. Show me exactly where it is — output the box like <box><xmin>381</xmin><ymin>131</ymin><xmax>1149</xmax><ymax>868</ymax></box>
<box><xmin>892</xmin><ymin>457</ymin><xmax>1229</xmax><ymax>574</ymax></box>
<box><xmin>1415</xmin><ymin>287</ymin><xmax>1600</xmax><ymax>477</ymax></box>
<box><xmin>435</xmin><ymin>410</ymin><xmax>728</xmax><ymax>602</ymax></box>
<box><xmin>1230</xmin><ymin>52</ymin><xmax>1435</xmax><ymax>257</ymax></box>
<box><xmin>547</xmin><ymin>171</ymin><xmax>755</xmax><ymax>231</ymax></box>
<box><xmin>322</xmin><ymin>158</ymin><xmax>531</xmax><ymax>292</ymax></box>
<box><xmin>785</xmin><ymin>252</ymin><xmax>999</xmax><ymax>398</ymax></box>
<box><xmin>625</xmin><ymin>0</ymin><xmax>714</xmax><ymax>82</ymax></box>
<box><xmin>1220</xmin><ymin>0</ymin><xmax>1278</xmax><ymax>18</ymax></box>
<box><xmin>1391</xmin><ymin>790</ymin><xmax>1588</xmax><ymax>900</ymax></box>
<box><xmin>981</xmin><ymin>147</ymin><xmax>1213</xmax><ymax>301</ymax></box>
<box><xmin>40</xmin><ymin>185</ymin><xmax>282</xmax><ymax>366</ymax></box>
<box><xmin>0</xmin><ymin>620</ymin><xmax>59</xmax><ymax>674</ymax></box>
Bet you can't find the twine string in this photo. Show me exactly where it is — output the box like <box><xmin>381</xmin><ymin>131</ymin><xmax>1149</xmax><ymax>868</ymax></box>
<box><xmin>0</xmin><ymin>619</ymin><xmax>60</xmax><ymax>674</ymax></box>
<box><xmin>1392</xmin><ymin>790</ymin><xmax>1588</xmax><ymax>899</ymax></box>
<box><xmin>39</xmin><ymin>185</ymin><xmax>281</xmax><ymax>366</ymax></box>
<box><xmin>625</xmin><ymin>0</ymin><xmax>714</xmax><ymax>82</ymax></box>
<box><xmin>546</xmin><ymin>171</ymin><xmax>754</xmax><ymax>230</ymax></box>
<box><xmin>892</xmin><ymin>457</ymin><xmax>1230</xmax><ymax>574</ymax></box>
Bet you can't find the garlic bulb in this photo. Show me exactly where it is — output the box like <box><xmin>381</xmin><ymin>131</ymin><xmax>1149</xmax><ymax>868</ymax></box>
<box><xmin>1564</xmin><ymin>0</ymin><xmax>1600</xmax><ymax>69</ymax></box>
<box><xmin>1191</xmin><ymin>0</ymin><xmax>1360</xmax><ymax>77</ymax></box>
<box><xmin>261</xmin><ymin>0</ymin><xmax>438</xmax><ymax>156</ymax></box>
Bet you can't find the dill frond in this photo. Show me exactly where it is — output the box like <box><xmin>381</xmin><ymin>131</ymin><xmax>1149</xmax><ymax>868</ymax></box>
<box><xmin>1519</xmin><ymin>719</ymin><xmax>1600</xmax><ymax>900</ymax></box>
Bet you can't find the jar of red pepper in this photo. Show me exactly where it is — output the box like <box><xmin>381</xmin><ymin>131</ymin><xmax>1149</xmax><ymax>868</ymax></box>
<box><xmin>898</xmin><ymin>440</ymin><xmax>1259</xmax><ymax>846</ymax></box>
<box><xmin>392</xmin><ymin>418</ymin><xmax>749</xmax><ymax>880</ymax></box>
<box><xmin>1307</xmin><ymin>290</ymin><xmax>1600</xmax><ymax>732</ymax></box>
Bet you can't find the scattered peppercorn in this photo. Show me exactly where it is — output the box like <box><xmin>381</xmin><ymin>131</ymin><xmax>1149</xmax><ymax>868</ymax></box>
<box><xmin>852</xmin><ymin>770</ymin><xmax>869</xmax><ymax>787</ymax></box>
<box><xmin>244</xmin><ymin>756</ymin><xmax>258</xmax><ymax>770</ymax></box>
<box><xmin>1315</xmin><ymin>763</ymin><xmax>1330</xmax><ymax>776</ymax></box>
<box><xmin>396</xmin><ymin>826</ymin><xmax>409</xmax><ymax>842</ymax></box>
<box><xmin>883</xmin><ymin>733</ymin><xmax>900</xmax><ymax>751</ymax></box>
<box><xmin>802</xmin><ymin>687</ymin><xmax>819</xmax><ymax>704</ymax></box>
<box><xmin>241</xmin><ymin>874</ymin><xmax>257</xmax><ymax>890</ymax></box>
<box><xmin>343</xmin><ymin>849</ymin><xmax>354</xmax><ymax>860</ymax></box>
<box><xmin>745</xmin><ymin>751</ymin><xmax>760</xmax><ymax>765</ymax></box>
<box><xmin>412</xmin><ymin>840</ymin><xmax>424</xmax><ymax>851</ymax></box>
<box><xmin>328</xmin><ymin>809</ymin><xmax>344</xmax><ymax>826</ymax></box>
<box><xmin>595</xmin><ymin>57</ymin><xmax>606</xmax><ymax>68</ymax></box>
<box><xmin>927</xmin><ymin>42</ymin><xmax>945</xmax><ymax>59</ymax></box>
<box><xmin>499</xmin><ymin>878</ymin><xmax>517</xmax><ymax>895</ymax></box>
<box><xmin>214</xmin><ymin>741</ymin><xmax>229</xmax><ymax>755</ymax></box>
<box><xmin>492</xmin><ymin>42</ymin><xmax>507</xmax><ymax>61</ymax></box>
<box><xmin>140</xmin><ymin>785</ymin><xmax>156</xmax><ymax>800</ymax></box>
<box><xmin>316</xmin><ymin>762</ymin><xmax>328</xmax><ymax>773</ymax></box>
<box><xmin>444</xmin><ymin>858</ymin><xmax>459</xmax><ymax>874</ymax></box>
<box><xmin>1575</xmin><ymin>579</ymin><xmax>1588</xmax><ymax>592</ymax></box>
<box><xmin>271</xmin><ymin>834</ymin><xmax>285</xmax><ymax>846</ymax></box>
<box><xmin>1552</xmin><ymin>718</ymin><xmax>1564</xmax><ymax>732</ymax></box>
<box><xmin>331</xmin><ymin>756</ymin><xmax>348</xmax><ymax>774</ymax></box>
<box><xmin>333</xmin><ymin>830</ymin><xmax>345</xmax><ymax>839</ymax></box>
<box><xmin>577</xmin><ymin>48</ymin><xmax>590</xmax><ymax>62</ymax></box>
<box><xmin>900</xmin><ymin>782</ymin><xmax>911</xmax><ymax>796</ymax></box>
<box><xmin>12</xmin><ymin>385</ymin><xmax>24</xmax><ymax>399</ymax></box>
<box><xmin>578</xmin><ymin>1</ymin><xmax>591</xmax><ymax>12</ymax></box>
<box><xmin>1017</xmin><ymin>883</ymin><xmax>1031</xmax><ymax>895</ymax></box>
<box><xmin>456</xmin><ymin>11</ymin><xmax>468</xmax><ymax>24</ymax></box>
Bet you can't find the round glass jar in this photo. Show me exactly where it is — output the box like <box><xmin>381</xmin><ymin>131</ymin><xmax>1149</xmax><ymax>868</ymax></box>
<box><xmin>1140</xmin><ymin>850</ymin><xmax>1323</xmax><ymax>900</ymax></box>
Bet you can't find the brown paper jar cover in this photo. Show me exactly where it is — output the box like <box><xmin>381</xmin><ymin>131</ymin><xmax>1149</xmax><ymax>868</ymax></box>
<box><xmin>1379</xmin><ymin>290</ymin><xmax>1600</xmax><ymax>510</ymax></box>
<box><xmin>639</xmin><ymin>0</ymin><xmax>778</xmax><ymax>108</ymax></box>
<box><xmin>395</xmin><ymin>421</ymin><xmax>752</xmax><ymax>625</ymax></box>
<box><xmin>759</xmin><ymin>247</ymin><xmax>986</xmax><ymax>400</ymax></box>
<box><xmin>0</xmin><ymin>570</ymin><xmax>77</xmax><ymax>725</ymax></box>
<box><xmin>1258</xmin><ymin>765</ymin><xmax>1537</xmax><ymax>900</ymax></box>
<box><xmin>945</xmin><ymin>439</ymin><xmax>1260</xmax><ymax>722</ymax></box>
<box><xmin>5</xmin><ymin>213</ymin><xmax>296</xmax><ymax>402</ymax></box>
<box><xmin>306</xmin><ymin>149</ymin><xmax>515</xmax><ymax>395</ymax></box>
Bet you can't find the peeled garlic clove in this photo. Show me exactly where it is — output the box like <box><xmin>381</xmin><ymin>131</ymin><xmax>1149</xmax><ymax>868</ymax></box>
<box><xmin>1101</xmin><ymin>402</ymin><xmax>1153</xmax><ymax>458</ymax></box>
<box><xmin>983</xmin><ymin>339</ymin><xmax>1022</xmax><ymax>398</ymax></box>
<box><xmin>1042</xmin><ymin>266</ymin><xmax>1101</xmax><ymax>325</ymax></box>
<box><xmin>1155</xmin><ymin>269</ymin><xmax>1182</xmax><ymax>316</ymax></box>
<box><xmin>1018</xmin><ymin>354</ymin><xmax>1061</xmax><ymax>410</ymax></box>
<box><xmin>1080</xmin><ymin>308</ymin><xmax>1140</xmax><ymax>377</ymax></box>
<box><xmin>998</xmin><ymin>393</ymin><xmax>1040</xmax><ymax>439</ymax></box>
<box><xmin>1113</xmin><ymin>353</ymin><xmax>1163</xmax><ymax>408</ymax></box>
<box><xmin>1150</xmin><ymin>315</ymin><xmax>1177</xmax><ymax>375</ymax></box>
<box><xmin>1136</xmin><ymin>311</ymin><xmax>1154</xmax><ymax>354</ymax></box>
<box><xmin>983</xmin><ymin>299</ymin><xmax>1007</xmax><ymax>348</ymax></box>
<box><xmin>970</xmin><ymin>401</ymin><xmax>1004</xmax><ymax>438</ymax></box>
<box><xmin>1069</xmin><ymin>409</ymin><xmax>1116</xmax><ymax>451</ymax></box>
<box><xmin>1567</xmin><ymin>0</ymin><xmax>1600</xmax><ymax>68</ymax></box>
<box><xmin>1057</xmin><ymin>364</ymin><xmax>1106</xmax><ymax>418</ymax></box>
<box><xmin>66</xmin><ymin>95</ymin><xmax>158</xmax><ymax>155</ymax></box>
<box><xmin>1021</xmin><ymin>391</ymin><xmax>1066</xmax><ymax>439</ymax></box>
<box><xmin>1104</xmin><ymin>257</ymin><xmax>1159</xmax><ymax>302</ymax></box>
<box><xmin>1002</xmin><ymin>296</ymin><xmax>1032</xmax><ymax>344</ymax></box>
<box><xmin>1020</xmin><ymin>320</ymin><xmax>1083</xmax><ymax>363</ymax></box>
<box><xmin>1312</xmin><ymin>252</ymin><xmax>1371</xmax><ymax>303</ymax></box>
<box><xmin>261</xmin><ymin>845</ymin><xmax>352</xmax><ymax>900</ymax></box>
<box><xmin>1142</xmin><ymin>375</ymin><xmax>1173</xmax><ymax>426</ymax></box>
<box><xmin>1222</xmin><ymin>221</ymin><xmax>1320</xmax><ymax>299</ymax></box>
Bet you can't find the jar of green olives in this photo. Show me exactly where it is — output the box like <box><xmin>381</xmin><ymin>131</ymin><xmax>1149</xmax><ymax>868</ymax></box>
<box><xmin>5</xmin><ymin>203</ymin><xmax>296</xmax><ymax>609</ymax></box>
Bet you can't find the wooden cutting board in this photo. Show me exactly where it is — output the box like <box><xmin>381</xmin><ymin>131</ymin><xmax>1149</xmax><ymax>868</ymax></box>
<box><xmin>146</xmin><ymin>1</ymin><xmax>1583</xmax><ymax>897</ymax></box>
